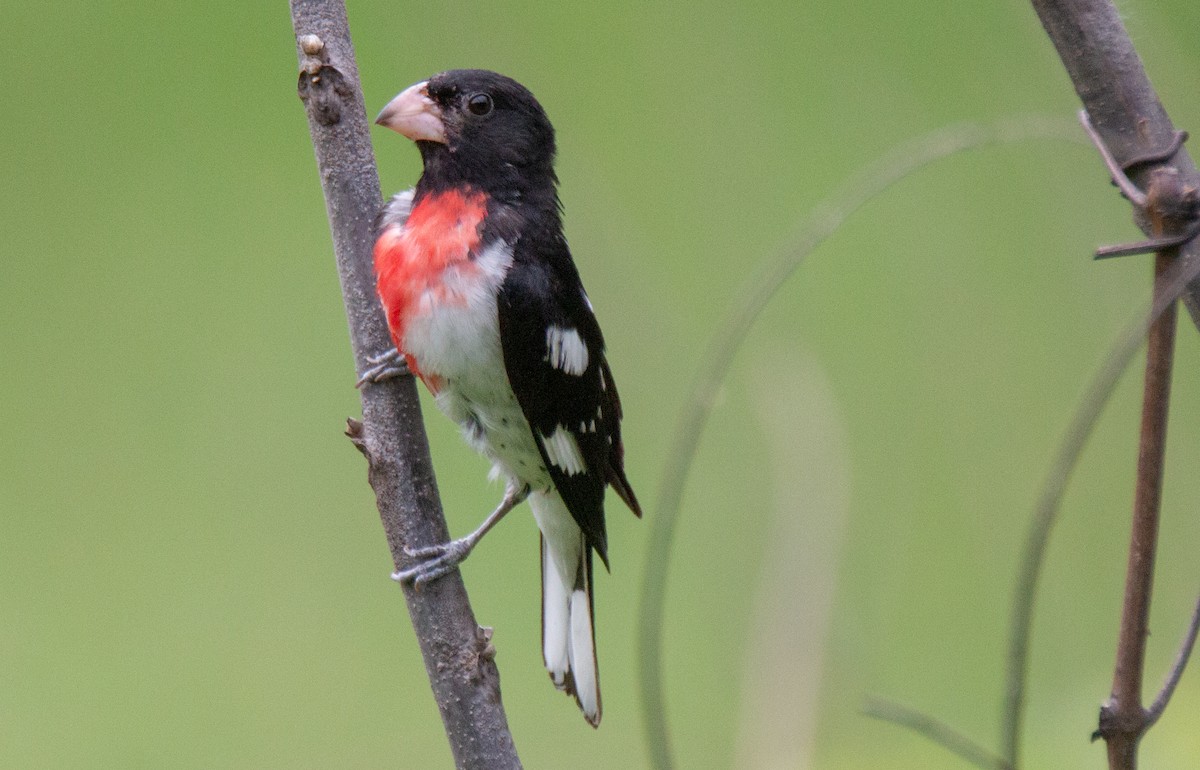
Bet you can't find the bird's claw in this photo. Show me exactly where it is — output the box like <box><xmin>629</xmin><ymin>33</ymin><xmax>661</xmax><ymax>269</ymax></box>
<box><xmin>356</xmin><ymin>348</ymin><xmax>408</xmax><ymax>388</ymax></box>
<box><xmin>391</xmin><ymin>538</ymin><xmax>475</xmax><ymax>587</ymax></box>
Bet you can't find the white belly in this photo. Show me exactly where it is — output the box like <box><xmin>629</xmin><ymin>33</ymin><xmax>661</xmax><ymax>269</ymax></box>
<box><xmin>435</xmin><ymin>369</ymin><xmax>552</xmax><ymax>492</ymax></box>
<box><xmin>402</xmin><ymin>239</ymin><xmax>551</xmax><ymax>491</ymax></box>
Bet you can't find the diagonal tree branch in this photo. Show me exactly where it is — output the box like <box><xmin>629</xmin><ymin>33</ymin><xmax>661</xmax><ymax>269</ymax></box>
<box><xmin>289</xmin><ymin>3</ymin><xmax>521</xmax><ymax>767</ymax></box>
<box><xmin>1029</xmin><ymin>0</ymin><xmax>1200</xmax><ymax>330</ymax></box>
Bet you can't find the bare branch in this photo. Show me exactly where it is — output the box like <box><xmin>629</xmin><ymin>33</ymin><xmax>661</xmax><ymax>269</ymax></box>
<box><xmin>289</xmin><ymin>3</ymin><xmax>521</xmax><ymax>767</ymax></box>
<box><xmin>1096</xmin><ymin>248</ymin><xmax>1177</xmax><ymax>770</ymax></box>
<box><xmin>862</xmin><ymin>697</ymin><xmax>1011</xmax><ymax>770</ymax></box>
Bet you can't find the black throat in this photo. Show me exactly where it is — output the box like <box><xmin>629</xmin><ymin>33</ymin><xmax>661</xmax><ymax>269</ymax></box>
<box><xmin>415</xmin><ymin>141</ymin><xmax>559</xmax><ymax>213</ymax></box>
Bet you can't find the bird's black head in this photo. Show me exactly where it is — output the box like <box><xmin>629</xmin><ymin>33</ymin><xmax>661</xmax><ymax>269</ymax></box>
<box><xmin>377</xmin><ymin>69</ymin><xmax>558</xmax><ymax>205</ymax></box>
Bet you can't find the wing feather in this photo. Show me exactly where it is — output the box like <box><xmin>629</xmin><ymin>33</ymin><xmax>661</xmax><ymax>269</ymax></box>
<box><xmin>496</xmin><ymin>229</ymin><xmax>638</xmax><ymax>565</ymax></box>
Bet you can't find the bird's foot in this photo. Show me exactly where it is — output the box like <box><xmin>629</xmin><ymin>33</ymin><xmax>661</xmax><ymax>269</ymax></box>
<box><xmin>356</xmin><ymin>347</ymin><xmax>408</xmax><ymax>387</ymax></box>
<box><xmin>391</xmin><ymin>537</ymin><xmax>476</xmax><ymax>587</ymax></box>
<box><xmin>390</xmin><ymin>486</ymin><xmax>528</xmax><ymax>587</ymax></box>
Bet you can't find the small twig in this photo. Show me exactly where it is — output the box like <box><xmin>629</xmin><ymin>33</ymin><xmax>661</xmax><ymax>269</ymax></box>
<box><xmin>1094</xmin><ymin>227</ymin><xmax>1199</xmax><ymax>260</ymax></box>
<box><xmin>1145</xmin><ymin>591</ymin><xmax>1200</xmax><ymax>728</ymax></box>
<box><xmin>636</xmin><ymin>116</ymin><xmax>1084</xmax><ymax>770</ymax></box>
<box><xmin>1081</xmin><ymin>111</ymin><xmax>1199</xmax><ymax>261</ymax></box>
<box><xmin>1078</xmin><ymin>110</ymin><xmax>1148</xmax><ymax>208</ymax></box>
<box><xmin>1001</xmin><ymin>119</ymin><xmax>1198</xmax><ymax>767</ymax></box>
<box><xmin>1098</xmin><ymin>248</ymin><xmax>1178</xmax><ymax>770</ymax></box>
<box><xmin>863</xmin><ymin>697</ymin><xmax>1011</xmax><ymax>770</ymax></box>
<box><xmin>1122</xmin><ymin>131</ymin><xmax>1189</xmax><ymax>176</ymax></box>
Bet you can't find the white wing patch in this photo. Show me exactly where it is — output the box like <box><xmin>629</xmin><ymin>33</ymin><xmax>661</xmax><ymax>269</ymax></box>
<box><xmin>545</xmin><ymin>325</ymin><xmax>589</xmax><ymax>376</ymax></box>
<box><xmin>541</xmin><ymin>424</ymin><xmax>587</xmax><ymax>476</ymax></box>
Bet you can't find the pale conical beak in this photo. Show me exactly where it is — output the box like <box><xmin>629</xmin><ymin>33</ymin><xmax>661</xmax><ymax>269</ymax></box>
<box><xmin>375</xmin><ymin>81</ymin><xmax>447</xmax><ymax>144</ymax></box>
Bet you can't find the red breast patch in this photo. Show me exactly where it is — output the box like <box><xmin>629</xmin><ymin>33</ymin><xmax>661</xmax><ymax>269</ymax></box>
<box><xmin>374</xmin><ymin>188</ymin><xmax>489</xmax><ymax>392</ymax></box>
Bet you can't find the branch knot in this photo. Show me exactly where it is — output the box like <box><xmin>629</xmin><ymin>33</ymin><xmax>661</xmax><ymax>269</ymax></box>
<box><xmin>345</xmin><ymin>417</ymin><xmax>368</xmax><ymax>457</ymax></box>
<box><xmin>1082</xmin><ymin>112</ymin><xmax>1200</xmax><ymax>259</ymax></box>
<box><xmin>1094</xmin><ymin>699</ymin><xmax>1148</xmax><ymax>743</ymax></box>
<box><xmin>297</xmin><ymin>36</ymin><xmax>351</xmax><ymax>126</ymax></box>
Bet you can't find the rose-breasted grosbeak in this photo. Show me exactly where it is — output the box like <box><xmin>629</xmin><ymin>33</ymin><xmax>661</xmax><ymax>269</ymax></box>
<box><xmin>370</xmin><ymin>69</ymin><xmax>641</xmax><ymax>727</ymax></box>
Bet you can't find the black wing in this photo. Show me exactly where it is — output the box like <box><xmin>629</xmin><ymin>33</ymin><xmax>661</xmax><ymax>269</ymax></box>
<box><xmin>497</xmin><ymin>227</ymin><xmax>639</xmax><ymax>567</ymax></box>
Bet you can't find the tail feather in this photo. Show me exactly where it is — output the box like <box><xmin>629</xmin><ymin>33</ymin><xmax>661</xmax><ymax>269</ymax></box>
<box><xmin>539</xmin><ymin>528</ymin><xmax>602</xmax><ymax>727</ymax></box>
<box><xmin>540</xmin><ymin>533</ymin><xmax>571</xmax><ymax>689</ymax></box>
<box><xmin>607</xmin><ymin>463</ymin><xmax>642</xmax><ymax>518</ymax></box>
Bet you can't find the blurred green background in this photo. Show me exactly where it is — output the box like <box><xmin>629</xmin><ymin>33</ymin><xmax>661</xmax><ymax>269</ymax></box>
<box><xmin>4</xmin><ymin>0</ymin><xmax>1200</xmax><ymax>767</ymax></box>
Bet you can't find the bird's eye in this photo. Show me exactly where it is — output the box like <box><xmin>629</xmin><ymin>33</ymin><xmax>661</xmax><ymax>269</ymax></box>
<box><xmin>467</xmin><ymin>93</ymin><xmax>493</xmax><ymax>116</ymax></box>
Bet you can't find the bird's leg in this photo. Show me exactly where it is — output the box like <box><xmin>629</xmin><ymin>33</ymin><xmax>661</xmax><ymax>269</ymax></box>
<box><xmin>356</xmin><ymin>347</ymin><xmax>409</xmax><ymax>387</ymax></box>
<box><xmin>392</xmin><ymin>484</ymin><xmax>530</xmax><ymax>587</ymax></box>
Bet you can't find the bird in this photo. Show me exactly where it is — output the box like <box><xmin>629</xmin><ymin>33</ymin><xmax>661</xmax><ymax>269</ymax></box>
<box><xmin>368</xmin><ymin>69</ymin><xmax>641</xmax><ymax>727</ymax></box>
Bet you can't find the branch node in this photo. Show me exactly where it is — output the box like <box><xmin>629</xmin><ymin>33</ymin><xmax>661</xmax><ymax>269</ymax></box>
<box><xmin>478</xmin><ymin>625</ymin><xmax>497</xmax><ymax>661</ymax></box>
<box><xmin>1094</xmin><ymin>700</ymin><xmax>1147</xmax><ymax>743</ymax></box>
<box><xmin>345</xmin><ymin>417</ymin><xmax>368</xmax><ymax>456</ymax></box>
<box><xmin>1144</xmin><ymin>167</ymin><xmax>1200</xmax><ymax>233</ymax></box>
<box><xmin>296</xmin><ymin>43</ymin><xmax>351</xmax><ymax>126</ymax></box>
<box><xmin>1083</xmin><ymin>111</ymin><xmax>1200</xmax><ymax>260</ymax></box>
<box><xmin>299</xmin><ymin>33</ymin><xmax>325</xmax><ymax>57</ymax></box>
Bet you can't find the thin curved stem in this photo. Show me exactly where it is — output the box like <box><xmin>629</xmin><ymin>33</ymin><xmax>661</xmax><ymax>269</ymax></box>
<box><xmin>862</xmin><ymin>252</ymin><xmax>1200</xmax><ymax>769</ymax></box>
<box><xmin>637</xmin><ymin>116</ymin><xmax>1083</xmax><ymax>770</ymax></box>
<box><xmin>1145</xmin><ymin>590</ymin><xmax>1200</xmax><ymax>728</ymax></box>
<box><xmin>863</xmin><ymin>696</ymin><xmax>1011</xmax><ymax>770</ymax></box>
